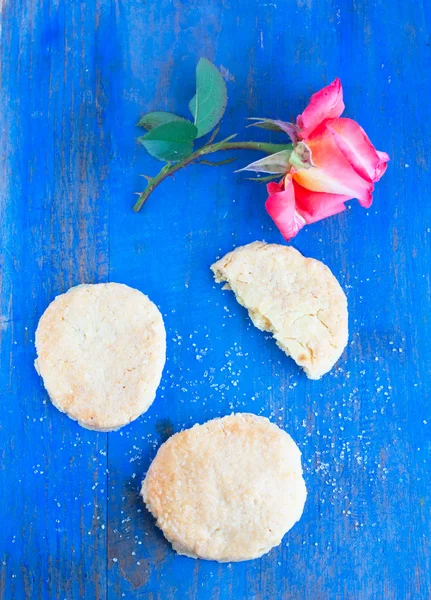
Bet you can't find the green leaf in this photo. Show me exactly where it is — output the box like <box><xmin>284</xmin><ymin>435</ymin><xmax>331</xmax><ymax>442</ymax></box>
<box><xmin>209</xmin><ymin>134</ymin><xmax>238</xmax><ymax>152</ymax></box>
<box><xmin>245</xmin><ymin>174</ymin><xmax>281</xmax><ymax>183</ymax></box>
<box><xmin>189</xmin><ymin>96</ymin><xmax>197</xmax><ymax>118</ymax></box>
<box><xmin>247</xmin><ymin>118</ymin><xmax>285</xmax><ymax>131</ymax></box>
<box><xmin>236</xmin><ymin>149</ymin><xmax>293</xmax><ymax>174</ymax></box>
<box><xmin>137</xmin><ymin>111</ymin><xmax>187</xmax><ymax>130</ymax></box>
<box><xmin>199</xmin><ymin>157</ymin><xmax>237</xmax><ymax>166</ymax></box>
<box><xmin>247</xmin><ymin>118</ymin><xmax>299</xmax><ymax>143</ymax></box>
<box><xmin>189</xmin><ymin>58</ymin><xmax>228</xmax><ymax>138</ymax></box>
<box><xmin>138</xmin><ymin>121</ymin><xmax>198</xmax><ymax>162</ymax></box>
<box><xmin>206</xmin><ymin>124</ymin><xmax>220</xmax><ymax>144</ymax></box>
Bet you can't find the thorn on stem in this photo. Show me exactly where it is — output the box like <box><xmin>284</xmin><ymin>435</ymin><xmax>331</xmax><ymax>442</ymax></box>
<box><xmin>207</xmin><ymin>124</ymin><xmax>221</xmax><ymax>145</ymax></box>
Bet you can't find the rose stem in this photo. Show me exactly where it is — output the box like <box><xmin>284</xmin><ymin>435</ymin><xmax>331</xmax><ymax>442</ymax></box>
<box><xmin>133</xmin><ymin>141</ymin><xmax>293</xmax><ymax>212</ymax></box>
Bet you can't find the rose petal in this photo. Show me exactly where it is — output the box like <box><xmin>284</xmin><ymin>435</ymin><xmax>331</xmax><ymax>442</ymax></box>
<box><xmin>265</xmin><ymin>178</ymin><xmax>306</xmax><ymax>241</ymax></box>
<box><xmin>292</xmin><ymin>180</ymin><xmax>349</xmax><ymax>223</ymax></box>
<box><xmin>294</xmin><ymin>121</ymin><xmax>374</xmax><ymax>207</ymax></box>
<box><xmin>326</xmin><ymin>118</ymin><xmax>390</xmax><ymax>182</ymax></box>
<box><xmin>376</xmin><ymin>151</ymin><xmax>390</xmax><ymax>180</ymax></box>
<box><xmin>377</xmin><ymin>150</ymin><xmax>390</xmax><ymax>162</ymax></box>
<box><xmin>297</xmin><ymin>78</ymin><xmax>345</xmax><ymax>138</ymax></box>
<box><xmin>267</xmin><ymin>181</ymin><xmax>284</xmax><ymax>194</ymax></box>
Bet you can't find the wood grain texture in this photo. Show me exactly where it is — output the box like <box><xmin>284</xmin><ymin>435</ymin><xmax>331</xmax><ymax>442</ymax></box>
<box><xmin>1</xmin><ymin>0</ymin><xmax>430</xmax><ymax>598</ymax></box>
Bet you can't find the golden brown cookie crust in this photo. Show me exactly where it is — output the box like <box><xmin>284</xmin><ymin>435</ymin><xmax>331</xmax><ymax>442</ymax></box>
<box><xmin>35</xmin><ymin>283</ymin><xmax>166</xmax><ymax>431</ymax></box>
<box><xmin>141</xmin><ymin>413</ymin><xmax>307</xmax><ymax>562</ymax></box>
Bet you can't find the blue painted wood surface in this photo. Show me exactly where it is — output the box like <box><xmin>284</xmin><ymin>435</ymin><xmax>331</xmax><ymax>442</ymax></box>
<box><xmin>1</xmin><ymin>0</ymin><xmax>430</xmax><ymax>598</ymax></box>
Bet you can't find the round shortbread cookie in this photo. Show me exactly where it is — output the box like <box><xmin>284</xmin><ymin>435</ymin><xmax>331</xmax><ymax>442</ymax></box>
<box><xmin>211</xmin><ymin>241</ymin><xmax>348</xmax><ymax>379</ymax></box>
<box><xmin>35</xmin><ymin>283</ymin><xmax>166</xmax><ymax>431</ymax></box>
<box><xmin>141</xmin><ymin>413</ymin><xmax>307</xmax><ymax>562</ymax></box>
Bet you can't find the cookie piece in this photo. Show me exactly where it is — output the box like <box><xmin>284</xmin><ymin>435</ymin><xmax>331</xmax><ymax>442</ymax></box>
<box><xmin>141</xmin><ymin>413</ymin><xmax>306</xmax><ymax>562</ymax></box>
<box><xmin>211</xmin><ymin>242</ymin><xmax>348</xmax><ymax>379</ymax></box>
<box><xmin>35</xmin><ymin>283</ymin><xmax>166</xmax><ymax>431</ymax></box>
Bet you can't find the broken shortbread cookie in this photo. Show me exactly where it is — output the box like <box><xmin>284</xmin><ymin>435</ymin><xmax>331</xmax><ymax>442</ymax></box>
<box><xmin>211</xmin><ymin>242</ymin><xmax>348</xmax><ymax>379</ymax></box>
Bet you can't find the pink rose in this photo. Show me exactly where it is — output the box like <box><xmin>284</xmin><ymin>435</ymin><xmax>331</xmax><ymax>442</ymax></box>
<box><xmin>265</xmin><ymin>78</ymin><xmax>389</xmax><ymax>240</ymax></box>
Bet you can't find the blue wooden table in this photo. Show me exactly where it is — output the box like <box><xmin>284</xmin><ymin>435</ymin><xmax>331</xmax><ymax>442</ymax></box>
<box><xmin>1</xmin><ymin>1</ymin><xmax>430</xmax><ymax>598</ymax></box>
